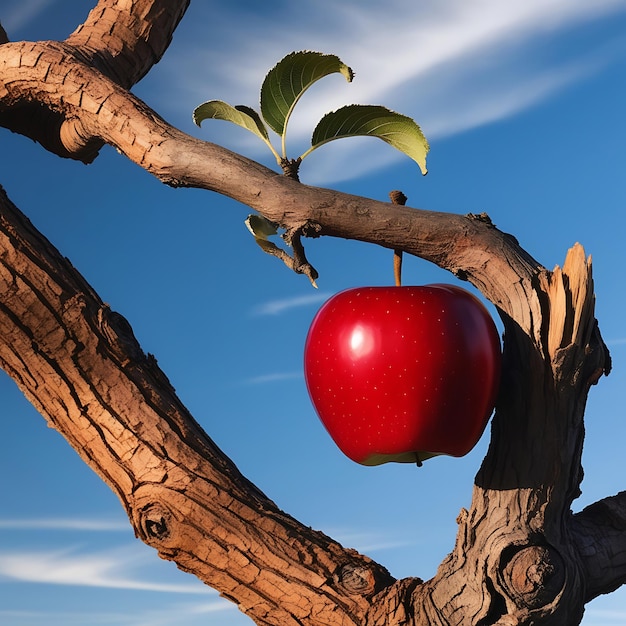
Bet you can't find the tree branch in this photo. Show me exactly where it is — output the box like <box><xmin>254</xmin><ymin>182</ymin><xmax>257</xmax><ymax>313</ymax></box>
<box><xmin>572</xmin><ymin>492</ymin><xmax>626</xmax><ymax>601</ymax></box>
<box><xmin>0</xmin><ymin>37</ymin><xmax>542</xmax><ymax>330</ymax></box>
<box><xmin>0</xmin><ymin>0</ymin><xmax>188</xmax><ymax>161</ymax></box>
<box><xmin>0</xmin><ymin>4</ymin><xmax>622</xmax><ymax>624</ymax></box>
<box><xmin>0</xmin><ymin>184</ymin><xmax>397</xmax><ymax>626</ymax></box>
<box><xmin>66</xmin><ymin>0</ymin><xmax>190</xmax><ymax>88</ymax></box>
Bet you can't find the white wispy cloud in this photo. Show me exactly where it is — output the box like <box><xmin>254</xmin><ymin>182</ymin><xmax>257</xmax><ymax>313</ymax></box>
<box><xmin>0</xmin><ymin>601</ymin><xmax>236</xmax><ymax>626</ymax></box>
<box><xmin>579</xmin><ymin>608</ymin><xmax>626</xmax><ymax>625</ymax></box>
<box><xmin>606</xmin><ymin>338</ymin><xmax>626</xmax><ymax>347</ymax></box>
<box><xmin>245</xmin><ymin>372</ymin><xmax>302</xmax><ymax>385</ymax></box>
<box><xmin>0</xmin><ymin>610</ymin><xmax>132</xmax><ymax>626</ymax></box>
<box><xmin>328</xmin><ymin>529</ymin><xmax>414</xmax><ymax>554</ymax></box>
<box><xmin>121</xmin><ymin>601</ymin><xmax>237</xmax><ymax>626</ymax></box>
<box><xmin>159</xmin><ymin>0</ymin><xmax>626</xmax><ymax>183</ymax></box>
<box><xmin>252</xmin><ymin>292</ymin><xmax>331</xmax><ymax>316</ymax></box>
<box><xmin>0</xmin><ymin>545</ymin><xmax>210</xmax><ymax>594</ymax></box>
<box><xmin>0</xmin><ymin>517</ymin><xmax>129</xmax><ymax>531</ymax></box>
<box><xmin>1</xmin><ymin>0</ymin><xmax>58</xmax><ymax>33</ymax></box>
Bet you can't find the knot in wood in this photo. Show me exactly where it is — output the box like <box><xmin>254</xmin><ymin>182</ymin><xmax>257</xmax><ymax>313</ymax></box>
<box><xmin>334</xmin><ymin>562</ymin><xmax>376</xmax><ymax>596</ymax></box>
<box><xmin>140</xmin><ymin>503</ymin><xmax>172</xmax><ymax>542</ymax></box>
<box><xmin>97</xmin><ymin>304</ymin><xmax>144</xmax><ymax>365</ymax></box>
<box><xmin>501</xmin><ymin>545</ymin><xmax>565</xmax><ymax>609</ymax></box>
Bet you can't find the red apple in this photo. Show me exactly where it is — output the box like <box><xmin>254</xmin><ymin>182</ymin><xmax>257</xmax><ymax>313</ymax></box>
<box><xmin>303</xmin><ymin>284</ymin><xmax>501</xmax><ymax>465</ymax></box>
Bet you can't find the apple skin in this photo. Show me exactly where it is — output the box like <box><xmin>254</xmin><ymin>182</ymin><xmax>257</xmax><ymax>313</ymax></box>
<box><xmin>303</xmin><ymin>284</ymin><xmax>501</xmax><ymax>466</ymax></box>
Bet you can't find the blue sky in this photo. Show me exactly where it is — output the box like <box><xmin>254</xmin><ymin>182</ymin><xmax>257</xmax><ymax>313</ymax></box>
<box><xmin>1</xmin><ymin>1</ymin><xmax>626</xmax><ymax>624</ymax></box>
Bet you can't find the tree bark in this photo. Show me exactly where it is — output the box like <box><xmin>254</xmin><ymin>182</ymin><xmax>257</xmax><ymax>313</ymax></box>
<box><xmin>0</xmin><ymin>2</ymin><xmax>624</xmax><ymax>624</ymax></box>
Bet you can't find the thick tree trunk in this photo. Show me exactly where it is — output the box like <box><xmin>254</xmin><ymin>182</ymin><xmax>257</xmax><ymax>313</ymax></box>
<box><xmin>1</xmin><ymin>2</ymin><xmax>625</xmax><ymax>624</ymax></box>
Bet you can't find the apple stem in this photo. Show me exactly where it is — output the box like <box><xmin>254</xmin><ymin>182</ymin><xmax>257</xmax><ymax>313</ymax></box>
<box><xmin>389</xmin><ymin>191</ymin><xmax>408</xmax><ymax>287</ymax></box>
<box><xmin>394</xmin><ymin>250</ymin><xmax>403</xmax><ymax>287</ymax></box>
<box><xmin>415</xmin><ymin>453</ymin><xmax>423</xmax><ymax>468</ymax></box>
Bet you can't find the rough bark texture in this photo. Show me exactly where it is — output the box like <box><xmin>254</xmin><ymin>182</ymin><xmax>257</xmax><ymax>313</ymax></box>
<box><xmin>1</xmin><ymin>2</ymin><xmax>624</xmax><ymax>625</ymax></box>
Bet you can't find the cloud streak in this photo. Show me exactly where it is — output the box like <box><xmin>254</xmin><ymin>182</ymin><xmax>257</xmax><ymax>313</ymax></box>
<box><xmin>606</xmin><ymin>338</ymin><xmax>626</xmax><ymax>347</ymax></box>
<box><xmin>579</xmin><ymin>608</ymin><xmax>626</xmax><ymax>625</ymax></box>
<box><xmin>163</xmin><ymin>0</ymin><xmax>626</xmax><ymax>183</ymax></box>
<box><xmin>1</xmin><ymin>0</ymin><xmax>58</xmax><ymax>33</ymax></box>
<box><xmin>0</xmin><ymin>517</ymin><xmax>128</xmax><ymax>531</ymax></box>
<box><xmin>245</xmin><ymin>372</ymin><xmax>302</xmax><ymax>385</ymax></box>
<box><xmin>252</xmin><ymin>292</ymin><xmax>331</xmax><ymax>316</ymax></box>
<box><xmin>0</xmin><ymin>545</ymin><xmax>211</xmax><ymax>594</ymax></box>
<box><xmin>0</xmin><ymin>600</ymin><xmax>236</xmax><ymax>626</ymax></box>
<box><xmin>327</xmin><ymin>529</ymin><xmax>414</xmax><ymax>554</ymax></box>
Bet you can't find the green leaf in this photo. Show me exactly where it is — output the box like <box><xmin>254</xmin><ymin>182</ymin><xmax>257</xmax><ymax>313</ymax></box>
<box><xmin>260</xmin><ymin>51</ymin><xmax>354</xmax><ymax>139</ymax></box>
<box><xmin>193</xmin><ymin>101</ymin><xmax>279</xmax><ymax>159</ymax></box>
<box><xmin>308</xmin><ymin>105</ymin><xmax>429</xmax><ymax>174</ymax></box>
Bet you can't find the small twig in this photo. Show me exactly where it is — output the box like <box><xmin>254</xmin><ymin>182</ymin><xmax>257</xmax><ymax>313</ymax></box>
<box><xmin>283</xmin><ymin>226</ymin><xmax>319</xmax><ymax>288</ymax></box>
<box><xmin>389</xmin><ymin>191</ymin><xmax>408</xmax><ymax>287</ymax></box>
<box><xmin>245</xmin><ymin>213</ymin><xmax>319</xmax><ymax>286</ymax></box>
